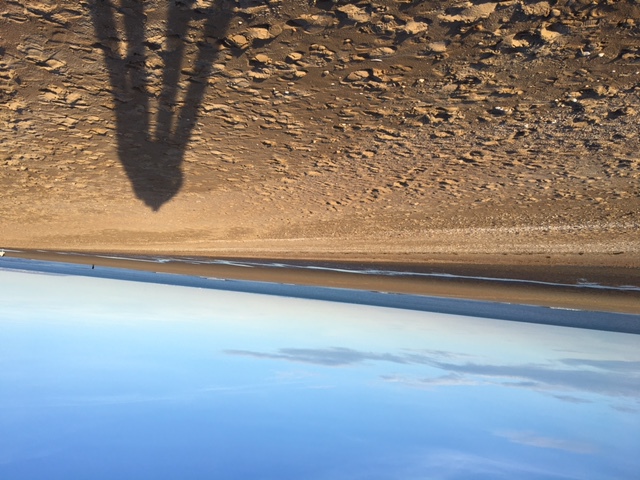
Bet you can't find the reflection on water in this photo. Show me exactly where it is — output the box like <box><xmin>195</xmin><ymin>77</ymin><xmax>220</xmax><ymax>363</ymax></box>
<box><xmin>0</xmin><ymin>269</ymin><xmax>639</xmax><ymax>479</ymax></box>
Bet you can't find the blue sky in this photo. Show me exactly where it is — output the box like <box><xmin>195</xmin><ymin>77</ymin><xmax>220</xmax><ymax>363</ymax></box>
<box><xmin>1</xmin><ymin>268</ymin><xmax>639</xmax><ymax>479</ymax></box>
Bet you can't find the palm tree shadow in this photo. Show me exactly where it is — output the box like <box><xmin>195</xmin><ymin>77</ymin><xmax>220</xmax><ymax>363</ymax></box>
<box><xmin>89</xmin><ymin>0</ymin><xmax>233</xmax><ymax>211</ymax></box>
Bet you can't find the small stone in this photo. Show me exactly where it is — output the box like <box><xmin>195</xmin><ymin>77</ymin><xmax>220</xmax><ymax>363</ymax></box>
<box><xmin>503</xmin><ymin>35</ymin><xmax>529</xmax><ymax>48</ymax></box>
<box><xmin>252</xmin><ymin>54</ymin><xmax>272</xmax><ymax>64</ymax></box>
<box><xmin>368</xmin><ymin>47</ymin><xmax>396</xmax><ymax>58</ymax></box>
<box><xmin>336</xmin><ymin>5</ymin><xmax>372</xmax><ymax>24</ymax></box>
<box><xmin>522</xmin><ymin>1</ymin><xmax>551</xmax><ymax>17</ymax></box>
<box><xmin>401</xmin><ymin>21</ymin><xmax>429</xmax><ymax>35</ymax></box>
<box><xmin>203</xmin><ymin>103</ymin><xmax>230</xmax><ymax>112</ymax></box>
<box><xmin>286</xmin><ymin>52</ymin><xmax>304</xmax><ymax>63</ymax></box>
<box><xmin>66</xmin><ymin>93</ymin><xmax>85</xmax><ymax>105</ymax></box>
<box><xmin>490</xmin><ymin>106</ymin><xmax>512</xmax><ymax>116</ymax></box>
<box><xmin>44</xmin><ymin>58</ymin><xmax>66</xmax><ymax>71</ymax></box>
<box><xmin>290</xmin><ymin>14</ymin><xmax>336</xmax><ymax>31</ymax></box>
<box><xmin>226</xmin><ymin>34</ymin><xmax>248</xmax><ymax>49</ymax></box>
<box><xmin>540</xmin><ymin>27</ymin><xmax>562</xmax><ymax>43</ymax></box>
<box><xmin>40</xmin><ymin>91</ymin><xmax>59</xmax><ymax>102</ymax></box>
<box><xmin>248</xmin><ymin>70</ymin><xmax>271</xmax><ymax>80</ymax></box>
<box><xmin>370</xmin><ymin>68</ymin><xmax>388</xmax><ymax>82</ymax></box>
<box><xmin>6</xmin><ymin>100</ymin><xmax>26</xmax><ymax>111</ymax></box>
<box><xmin>426</xmin><ymin>41</ymin><xmax>447</xmax><ymax>53</ymax></box>
<box><xmin>440</xmin><ymin>3</ymin><xmax>497</xmax><ymax>23</ymax></box>
<box><xmin>346</xmin><ymin>70</ymin><xmax>370</xmax><ymax>82</ymax></box>
<box><xmin>247</xmin><ymin>27</ymin><xmax>272</xmax><ymax>41</ymax></box>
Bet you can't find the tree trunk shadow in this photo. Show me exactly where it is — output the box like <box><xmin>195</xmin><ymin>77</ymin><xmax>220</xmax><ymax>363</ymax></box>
<box><xmin>89</xmin><ymin>0</ymin><xmax>233</xmax><ymax>211</ymax></box>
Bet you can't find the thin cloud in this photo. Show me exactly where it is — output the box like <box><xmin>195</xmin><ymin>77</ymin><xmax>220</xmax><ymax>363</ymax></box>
<box><xmin>496</xmin><ymin>430</ymin><xmax>597</xmax><ymax>454</ymax></box>
<box><xmin>224</xmin><ymin>347</ymin><xmax>410</xmax><ymax>366</ymax></box>
<box><xmin>224</xmin><ymin>347</ymin><xmax>640</xmax><ymax>400</ymax></box>
<box><xmin>611</xmin><ymin>404</ymin><xmax>640</xmax><ymax>414</ymax></box>
<box><xmin>417</xmin><ymin>449</ymin><xmax>586</xmax><ymax>480</ymax></box>
<box><xmin>381</xmin><ymin>373</ymin><xmax>480</xmax><ymax>388</ymax></box>
<box><xmin>559</xmin><ymin>359</ymin><xmax>640</xmax><ymax>373</ymax></box>
<box><xmin>434</xmin><ymin>360</ymin><xmax>640</xmax><ymax>399</ymax></box>
<box><xmin>551</xmin><ymin>394</ymin><xmax>592</xmax><ymax>404</ymax></box>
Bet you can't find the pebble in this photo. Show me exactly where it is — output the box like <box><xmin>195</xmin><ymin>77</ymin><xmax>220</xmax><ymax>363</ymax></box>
<box><xmin>336</xmin><ymin>5</ymin><xmax>372</xmax><ymax>24</ymax></box>
<box><xmin>346</xmin><ymin>70</ymin><xmax>371</xmax><ymax>82</ymax></box>
<box><xmin>401</xmin><ymin>21</ymin><xmax>429</xmax><ymax>35</ymax></box>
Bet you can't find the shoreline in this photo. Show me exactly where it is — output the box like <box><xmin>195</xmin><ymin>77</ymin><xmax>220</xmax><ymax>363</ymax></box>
<box><xmin>3</xmin><ymin>248</ymin><xmax>639</xmax><ymax>316</ymax></box>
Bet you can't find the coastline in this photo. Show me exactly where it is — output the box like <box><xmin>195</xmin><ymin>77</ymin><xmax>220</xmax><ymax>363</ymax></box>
<box><xmin>2</xmin><ymin>0</ymin><xmax>640</xmax><ymax>327</ymax></box>
<box><xmin>3</xmin><ymin>248</ymin><xmax>639</xmax><ymax>316</ymax></box>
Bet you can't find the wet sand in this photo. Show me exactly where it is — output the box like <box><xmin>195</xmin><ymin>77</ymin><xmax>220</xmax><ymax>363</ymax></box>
<box><xmin>4</xmin><ymin>249</ymin><xmax>639</xmax><ymax>316</ymax></box>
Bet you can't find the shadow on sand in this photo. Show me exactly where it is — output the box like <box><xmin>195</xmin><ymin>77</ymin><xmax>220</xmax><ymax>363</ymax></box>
<box><xmin>89</xmin><ymin>0</ymin><xmax>233</xmax><ymax>210</ymax></box>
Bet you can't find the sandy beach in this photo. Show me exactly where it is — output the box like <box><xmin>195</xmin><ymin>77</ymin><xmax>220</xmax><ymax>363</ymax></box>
<box><xmin>3</xmin><ymin>249</ymin><xmax>639</xmax><ymax>316</ymax></box>
<box><xmin>1</xmin><ymin>1</ymin><xmax>639</xmax><ymax>312</ymax></box>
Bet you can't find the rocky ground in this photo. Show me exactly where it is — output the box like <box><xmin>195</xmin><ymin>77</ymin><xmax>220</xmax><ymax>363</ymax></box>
<box><xmin>1</xmin><ymin>1</ymin><xmax>639</xmax><ymax>266</ymax></box>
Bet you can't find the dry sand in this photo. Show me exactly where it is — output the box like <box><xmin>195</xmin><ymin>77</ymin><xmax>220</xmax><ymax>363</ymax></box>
<box><xmin>1</xmin><ymin>1</ymin><xmax>639</xmax><ymax>303</ymax></box>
